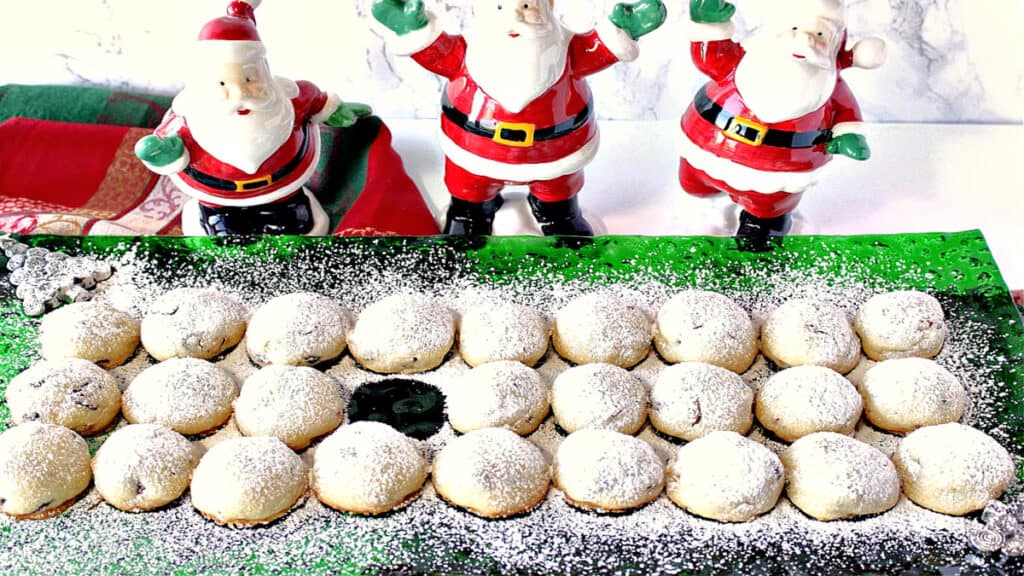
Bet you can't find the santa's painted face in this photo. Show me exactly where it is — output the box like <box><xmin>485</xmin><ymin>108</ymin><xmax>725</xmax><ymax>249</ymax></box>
<box><xmin>774</xmin><ymin>16</ymin><xmax>841</xmax><ymax>69</ymax></box>
<box><xmin>198</xmin><ymin>60</ymin><xmax>276</xmax><ymax>115</ymax></box>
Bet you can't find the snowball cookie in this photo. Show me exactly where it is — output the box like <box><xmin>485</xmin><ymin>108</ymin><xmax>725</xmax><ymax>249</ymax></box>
<box><xmin>858</xmin><ymin>358</ymin><xmax>965</xmax><ymax>434</ymax></box>
<box><xmin>893</xmin><ymin>423</ymin><xmax>1015</xmax><ymax>515</ymax></box>
<box><xmin>311</xmin><ymin>421</ymin><xmax>429</xmax><ymax>515</ymax></box>
<box><xmin>666</xmin><ymin>431</ymin><xmax>784</xmax><ymax>522</ymax></box>
<box><xmin>458</xmin><ymin>301</ymin><xmax>549</xmax><ymax>367</ymax></box>
<box><xmin>234</xmin><ymin>365</ymin><xmax>345</xmax><ymax>450</ymax></box>
<box><xmin>761</xmin><ymin>298</ymin><xmax>861</xmax><ymax>374</ymax></box>
<box><xmin>755</xmin><ymin>366</ymin><xmax>863</xmax><ymax>442</ymax></box>
<box><xmin>348</xmin><ymin>294</ymin><xmax>455</xmax><ymax>374</ymax></box>
<box><xmin>551</xmin><ymin>363</ymin><xmax>647</xmax><ymax>435</ymax></box>
<box><xmin>854</xmin><ymin>291</ymin><xmax>947</xmax><ymax>361</ymax></box>
<box><xmin>446</xmin><ymin>361</ymin><xmax>549</xmax><ymax>435</ymax></box>
<box><xmin>92</xmin><ymin>424</ymin><xmax>200</xmax><ymax>512</ymax></box>
<box><xmin>122</xmin><ymin>358</ymin><xmax>238</xmax><ymax>436</ymax></box>
<box><xmin>0</xmin><ymin>423</ymin><xmax>91</xmax><ymax>519</ymax></box>
<box><xmin>7</xmin><ymin>358</ymin><xmax>121</xmax><ymax>436</ymax></box>
<box><xmin>246</xmin><ymin>292</ymin><xmax>351</xmax><ymax>367</ymax></box>
<box><xmin>552</xmin><ymin>292</ymin><xmax>653</xmax><ymax>368</ymax></box>
<box><xmin>553</xmin><ymin>429</ymin><xmax>664</xmax><ymax>513</ymax></box>
<box><xmin>190</xmin><ymin>436</ymin><xmax>308</xmax><ymax>527</ymax></box>
<box><xmin>432</xmin><ymin>427</ymin><xmax>550</xmax><ymax>518</ymax></box>
<box><xmin>39</xmin><ymin>301</ymin><xmax>140</xmax><ymax>369</ymax></box>
<box><xmin>781</xmin><ymin>432</ymin><xmax>900</xmax><ymax>521</ymax></box>
<box><xmin>654</xmin><ymin>290</ymin><xmax>758</xmax><ymax>373</ymax></box>
<box><xmin>649</xmin><ymin>362</ymin><xmax>753</xmax><ymax>441</ymax></box>
<box><xmin>140</xmin><ymin>288</ymin><xmax>247</xmax><ymax>361</ymax></box>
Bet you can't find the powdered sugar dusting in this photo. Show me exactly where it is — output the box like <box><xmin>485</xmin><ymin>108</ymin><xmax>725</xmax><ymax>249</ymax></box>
<box><xmin>554</xmin><ymin>429</ymin><xmax>664</xmax><ymax>512</ymax></box>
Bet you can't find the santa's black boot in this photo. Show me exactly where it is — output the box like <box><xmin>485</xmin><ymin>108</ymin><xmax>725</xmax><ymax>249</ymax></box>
<box><xmin>527</xmin><ymin>195</ymin><xmax>594</xmax><ymax>236</ymax></box>
<box><xmin>735</xmin><ymin>210</ymin><xmax>793</xmax><ymax>252</ymax></box>
<box><xmin>198</xmin><ymin>193</ymin><xmax>315</xmax><ymax>236</ymax></box>
<box><xmin>442</xmin><ymin>195</ymin><xmax>504</xmax><ymax>236</ymax></box>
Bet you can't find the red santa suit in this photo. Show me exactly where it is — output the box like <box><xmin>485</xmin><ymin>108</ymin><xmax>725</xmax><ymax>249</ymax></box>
<box><xmin>678</xmin><ymin>39</ymin><xmax>863</xmax><ymax>218</ymax></box>
<box><xmin>156</xmin><ymin>81</ymin><xmax>328</xmax><ymax>207</ymax></box>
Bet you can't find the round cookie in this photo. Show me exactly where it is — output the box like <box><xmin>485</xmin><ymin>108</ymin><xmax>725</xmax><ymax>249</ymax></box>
<box><xmin>458</xmin><ymin>301</ymin><xmax>549</xmax><ymax>367</ymax></box>
<box><xmin>432</xmin><ymin>427</ymin><xmax>550</xmax><ymax>518</ymax></box>
<box><xmin>140</xmin><ymin>288</ymin><xmax>248</xmax><ymax>361</ymax></box>
<box><xmin>552</xmin><ymin>292</ymin><xmax>653</xmax><ymax>368</ymax></box>
<box><xmin>761</xmin><ymin>298</ymin><xmax>861</xmax><ymax>374</ymax></box>
<box><xmin>553</xmin><ymin>429</ymin><xmax>664</xmax><ymax>513</ymax></box>
<box><xmin>854</xmin><ymin>291</ymin><xmax>947</xmax><ymax>361</ymax></box>
<box><xmin>654</xmin><ymin>290</ymin><xmax>758</xmax><ymax>373</ymax></box>
<box><xmin>755</xmin><ymin>366</ymin><xmax>863</xmax><ymax>442</ymax></box>
<box><xmin>311</xmin><ymin>421</ymin><xmax>429</xmax><ymax>515</ymax></box>
<box><xmin>122</xmin><ymin>358</ymin><xmax>238</xmax><ymax>436</ymax></box>
<box><xmin>445</xmin><ymin>361</ymin><xmax>549</xmax><ymax>435</ymax></box>
<box><xmin>666</xmin><ymin>431</ymin><xmax>784</xmax><ymax>522</ymax></box>
<box><xmin>348</xmin><ymin>294</ymin><xmax>455</xmax><ymax>374</ymax></box>
<box><xmin>92</xmin><ymin>424</ymin><xmax>199</xmax><ymax>512</ymax></box>
<box><xmin>893</xmin><ymin>423</ymin><xmax>1014</xmax><ymax>515</ymax></box>
<box><xmin>7</xmin><ymin>358</ymin><xmax>121</xmax><ymax>436</ymax></box>
<box><xmin>858</xmin><ymin>358</ymin><xmax>965</xmax><ymax>434</ymax></box>
<box><xmin>39</xmin><ymin>301</ymin><xmax>140</xmax><ymax>369</ymax></box>
<box><xmin>551</xmin><ymin>363</ymin><xmax>648</xmax><ymax>435</ymax></box>
<box><xmin>246</xmin><ymin>292</ymin><xmax>351</xmax><ymax>367</ymax></box>
<box><xmin>234</xmin><ymin>365</ymin><xmax>345</xmax><ymax>450</ymax></box>
<box><xmin>0</xmin><ymin>423</ymin><xmax>92</xmax><ymax>519</ymax></box>
<box><xmin>781</xmin><ymin>432</ymin><xmax>900</xmax><ymax>521</ymax></box>
<box><xmin>190</xmin><ymin>436</ymin><xmax>308</xmax><ymax>527</ymax></box>
<box><xmin>649</xmin><ymin>362</ymin><xmax>753</xmax><ymax>441</ymax></box>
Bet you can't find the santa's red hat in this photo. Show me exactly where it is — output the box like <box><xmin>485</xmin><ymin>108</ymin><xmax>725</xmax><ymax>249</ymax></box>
<box><xmin>197</xmin><ymin>0</ymin><xmax>265</xmax><ymax>63</ymax></box>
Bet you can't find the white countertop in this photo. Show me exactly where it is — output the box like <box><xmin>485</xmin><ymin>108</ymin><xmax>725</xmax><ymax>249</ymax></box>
<box><xmin>389</xmin><ymin>120</ymin><xmax>1024</xmax><ymax>290</ymax></box>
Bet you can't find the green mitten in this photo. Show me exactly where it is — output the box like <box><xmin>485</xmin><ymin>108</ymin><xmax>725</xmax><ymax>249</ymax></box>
<box><xmin>324</xmin><ymin>102</ymin><xmax>373</xmax><ymax>128</ymax></box>
<box><xmin>609</xmin><ymin>0</ymin><xmax>668</xmax><ymax>40</ymax></box>
<box><xmin>372</xmin><ymin>0</ymin><xmax>429</xmax><ymax>36</ymax></box>
<box><xmin>826</xmin><ymin>133</ymin><xmax>871</xmax><ymax>161</ymax></box>
<box><xmin>689</xmin><ymin>0</ymin><xmax>735</xmax><ymax>24</ymax></box>
<box><xmin>134</xmin><ymin>134</ymin><xmax>185</xmax><ymax>167</ymax></box>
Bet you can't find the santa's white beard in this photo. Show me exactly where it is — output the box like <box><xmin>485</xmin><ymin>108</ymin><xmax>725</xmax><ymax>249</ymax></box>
<box><xmin>464</xmin><ymin>26</ymin><xmax>571</xmax><ymax>114</ymax></box>
<box><xmin>734</xmin><ymin>49</ymin><xmax>837</xmax><ymax>123</ymax></box>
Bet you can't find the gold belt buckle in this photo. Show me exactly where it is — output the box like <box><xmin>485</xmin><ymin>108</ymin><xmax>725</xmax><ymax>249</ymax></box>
<box><xmin>723</xmin><ymin>116</ymin><xmax>767</xmax><ymax>146</ymax></box>
<box><xmin>492</xmin><ymin>121</ymin><xmax>536</xmax><ymax>147</ymax></box>
<box><xmin>235</xmin><ymin>175</ymin><xmax>273</xmax><ymax>192</ymax></box>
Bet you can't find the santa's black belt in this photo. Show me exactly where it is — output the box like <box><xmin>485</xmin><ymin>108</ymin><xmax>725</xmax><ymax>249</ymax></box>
<box><xmin>183</xmin><ymin>125</ymin><xmax>311</xmax><ymax>192</ymax></box>
<box><xmin>693</xmin><ymin>86</ymin><xmax>832</xmax><ymax>148</ymax></box>
<box><xmin>441</xmin><ymin>94</ymin><xmax>592</xmax><ymax>148</ymax></box>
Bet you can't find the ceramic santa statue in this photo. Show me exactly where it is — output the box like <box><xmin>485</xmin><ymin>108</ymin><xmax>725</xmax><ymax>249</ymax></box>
<box><xmin>680</xmin><ymin>0</ymin><xmax>885</xmax><ymax>245</ymax></box>
<box><xmin>135</xmin><ymin>0</ymin><xmax>371</xmax><ymax>235</ymax></box>
<box><xmin>372</xmin><ymin>0</ymin><xmax>666</xmax><ymax>236</ymax></box>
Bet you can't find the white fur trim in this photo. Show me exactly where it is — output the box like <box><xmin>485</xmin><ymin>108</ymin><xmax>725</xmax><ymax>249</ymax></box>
<box><xmin>374</xmin><ymin>14</ymin><xmax>443</xmax><ymax>57</ymax></box>
<box><xmin>312</xmin><ymin>92</ymin><xmax>342</xmax><ymax>123</ymax></box>
<box><xmin>595</xmin><ymin>18</ymin><xmax>639</xmax><ymax>63</ymax></box>
<box><xmin>830</xmin><ymin>122</ymin><xmax>862</xmax><ymax>137</ymax></box>
<box><xmin>676</xmin><ymin>129</ymin><xmax>820</xmax><ymax>194</ymax></box>
<box><xmin>687</xmin><ymin>21</ymin><xmax>735</xmax><ymax>42</ymax></box>
<box><xmin>197</xmin><ymin>40</ymin><xmax>265</xmax><ymax>64</ymax></box>
<box><xmin>142</xmin><ymin>151</ymin><xmax>190</xmax><ymax>176</ymax></box>
<box><xmin>240</xmin><ymin>0</ymin><xmax>262</xmax><ymax>8</ymax></box>
<box><xmin>439</xmin><ymin>131</ymin><xmax>600</xmax><ymax>182</ymax></box>
<box><xmin>170</xmin><ymin>125</ymin><xmax>322</xmax><ymax>207</ymax></box>
<box><xmin>851</xmin><ymin>37</ymin><xmax>886</xmax><ymax>69</ymax></box>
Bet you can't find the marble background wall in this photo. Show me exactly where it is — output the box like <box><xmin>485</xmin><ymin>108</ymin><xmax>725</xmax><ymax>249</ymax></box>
<box><xmin>0</xmin><ymin>0</ymin><xmax>1020</xmax><ymax>123</ymax></box>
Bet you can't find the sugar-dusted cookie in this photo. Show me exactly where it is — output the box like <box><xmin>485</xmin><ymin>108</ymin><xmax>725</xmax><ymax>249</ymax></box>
<box><xmin>445</xmin><ymin>360</ymin><xmax>549</xmax><ymax>435</ymax></box>
<box><xmin>312</xmin><ymin>421</ymin><xmax>429</xmax><ymax>515</ymax></box>
<box><xmin>122</xmin><ymin>358</ymin><xmax>238</xmax><ymax>436</ymax></box>
<box><xmin>551</xmin><ymin>363</ymin><xmax>647</xmax><ymax>435</ymax></box>
<box><xmin>755</xmin><ymin>366</ymin><xmax>863</xmax><ymax>442</ymax></box>
<box><xmin>432</xmin><ymin>427</ymin><xmax>550</xmax><ymax>518</ymax></box>
<box><xmin>39</xmin><ymin>301</ymin><xmax>140</xmax><ymax>369</ymax></box>
<box><xmin>666</xmin><ymin>431</ymin><xmax>784</xmax><ymax>522</ymax></box>
<box><xmin>7</xmin><ymin>358</ymin><xmax>121</xmax><ymax>436</ymax></box>
<box><xmin>553</xmin><ymin>429</ymin><xmax>664</xmax><ymax>513</ymax></box>
<box><xmin>761</xmin><ymin>298</ymin><xmax>861</xmax><ymax>374</ymax></box>
<box><xmin>140</xmin><ymin>288</ymin><xmax>248</xmax><ymax>361</ymax></box>
<box><xmin>654</xmin><ymin>290</ymin><xmax>758</xmax><ymax>373</ymax></box>
<box><xmin>0</xmin><ymin>422</ymin><xmax>92</xmax><ymax>519</ymax></box>
<box><xmin>458</xmin><ymin>301</ymin><xmax>549</xmax><ymax>367</ymax></box>
<box><xmin>858</xmin><ymin>358</ymin><xmax>965</xmax><ymax>434</ymax></box>
<box><xmin>552</xmin><ymin>292</ymin><xmax>653</xmax><ymax>368</ymax></box>
<box><xmin>854</xmin><ymin>291</ymin><xmax>947</xmax><ymax>361</ymax></box>
<box><xmin>893</xmin><ymin>423</ymin><xmax>1014</xmax><ymax>516</ymax></box>
<box><xmin>348</xmin><ymin>294</ymin><xmax>455</xmax><ymax>374</ymax></box>
<box><xmin>246</xmin><ymin>292</ymin><xmax>352</xmax><ymax>367</ymax></box>
<box><xmin>234</xmin><ymin>365</ymin><xmax>345</xmax><ymax>450</ymax></box>
<box><xmin>92</xmin><ymin>424</ymin><xmax>199</xmax><ymax>512</ymax></box>
<box><xmin>190</xmin><ymin>436</ymin><xmax>308</xmax><ymax>527</ymax></box>
<box><xmin>649</xmin><ymin>362</ymin><xmax>753</xmax><ymax>441</ymax></box>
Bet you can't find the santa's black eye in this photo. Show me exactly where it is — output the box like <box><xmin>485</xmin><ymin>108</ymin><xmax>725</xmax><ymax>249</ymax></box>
<box><xmin>245</xmin><ymin>77</ymin><xmax>251</xmax><ymax>83</ymax></box>
<box><xmin>497</xmin><ymin>4</ymin><xmax>502</xmax><ymax>9</ymax></box>
<box><xmin>523</xmin><ymin>3</ymin><xmax>529</xmax><ymax>7</ymax></box>
<box><xmin>792</xmin><ymin>27</ymin><xmax>798</xmax><ymax>31</ymax></box>
<box><xmin>219</xmin><ymin>81</ymin><xmax>225</xmax><ymax>86</ymax></box>
<box><xmin>817</xmin><ymin>32</ymin><xmax>824</xmax><ymax>36</ymax></box>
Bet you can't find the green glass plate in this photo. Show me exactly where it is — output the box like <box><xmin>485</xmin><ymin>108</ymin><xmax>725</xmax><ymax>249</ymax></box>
<box><xmin>1</xmin><ymin>231</ymin><xmax>1022</xmax><ymax>575</ymax></box>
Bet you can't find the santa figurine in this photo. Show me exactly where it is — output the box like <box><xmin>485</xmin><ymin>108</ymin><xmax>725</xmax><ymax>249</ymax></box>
<box><xmin>135</xmin><ymin>0</ymin><xmax>371</xmax><ymax>235</ymax></box>
<box><xmin>679</xmin><ymin>0</ymin><xmax>885</xmax><ymax>247</ymax></box>
<box><xmin>372</xmin><ymin>0</ymin><xmax>666</xmax><ymax>236</ymax></box>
